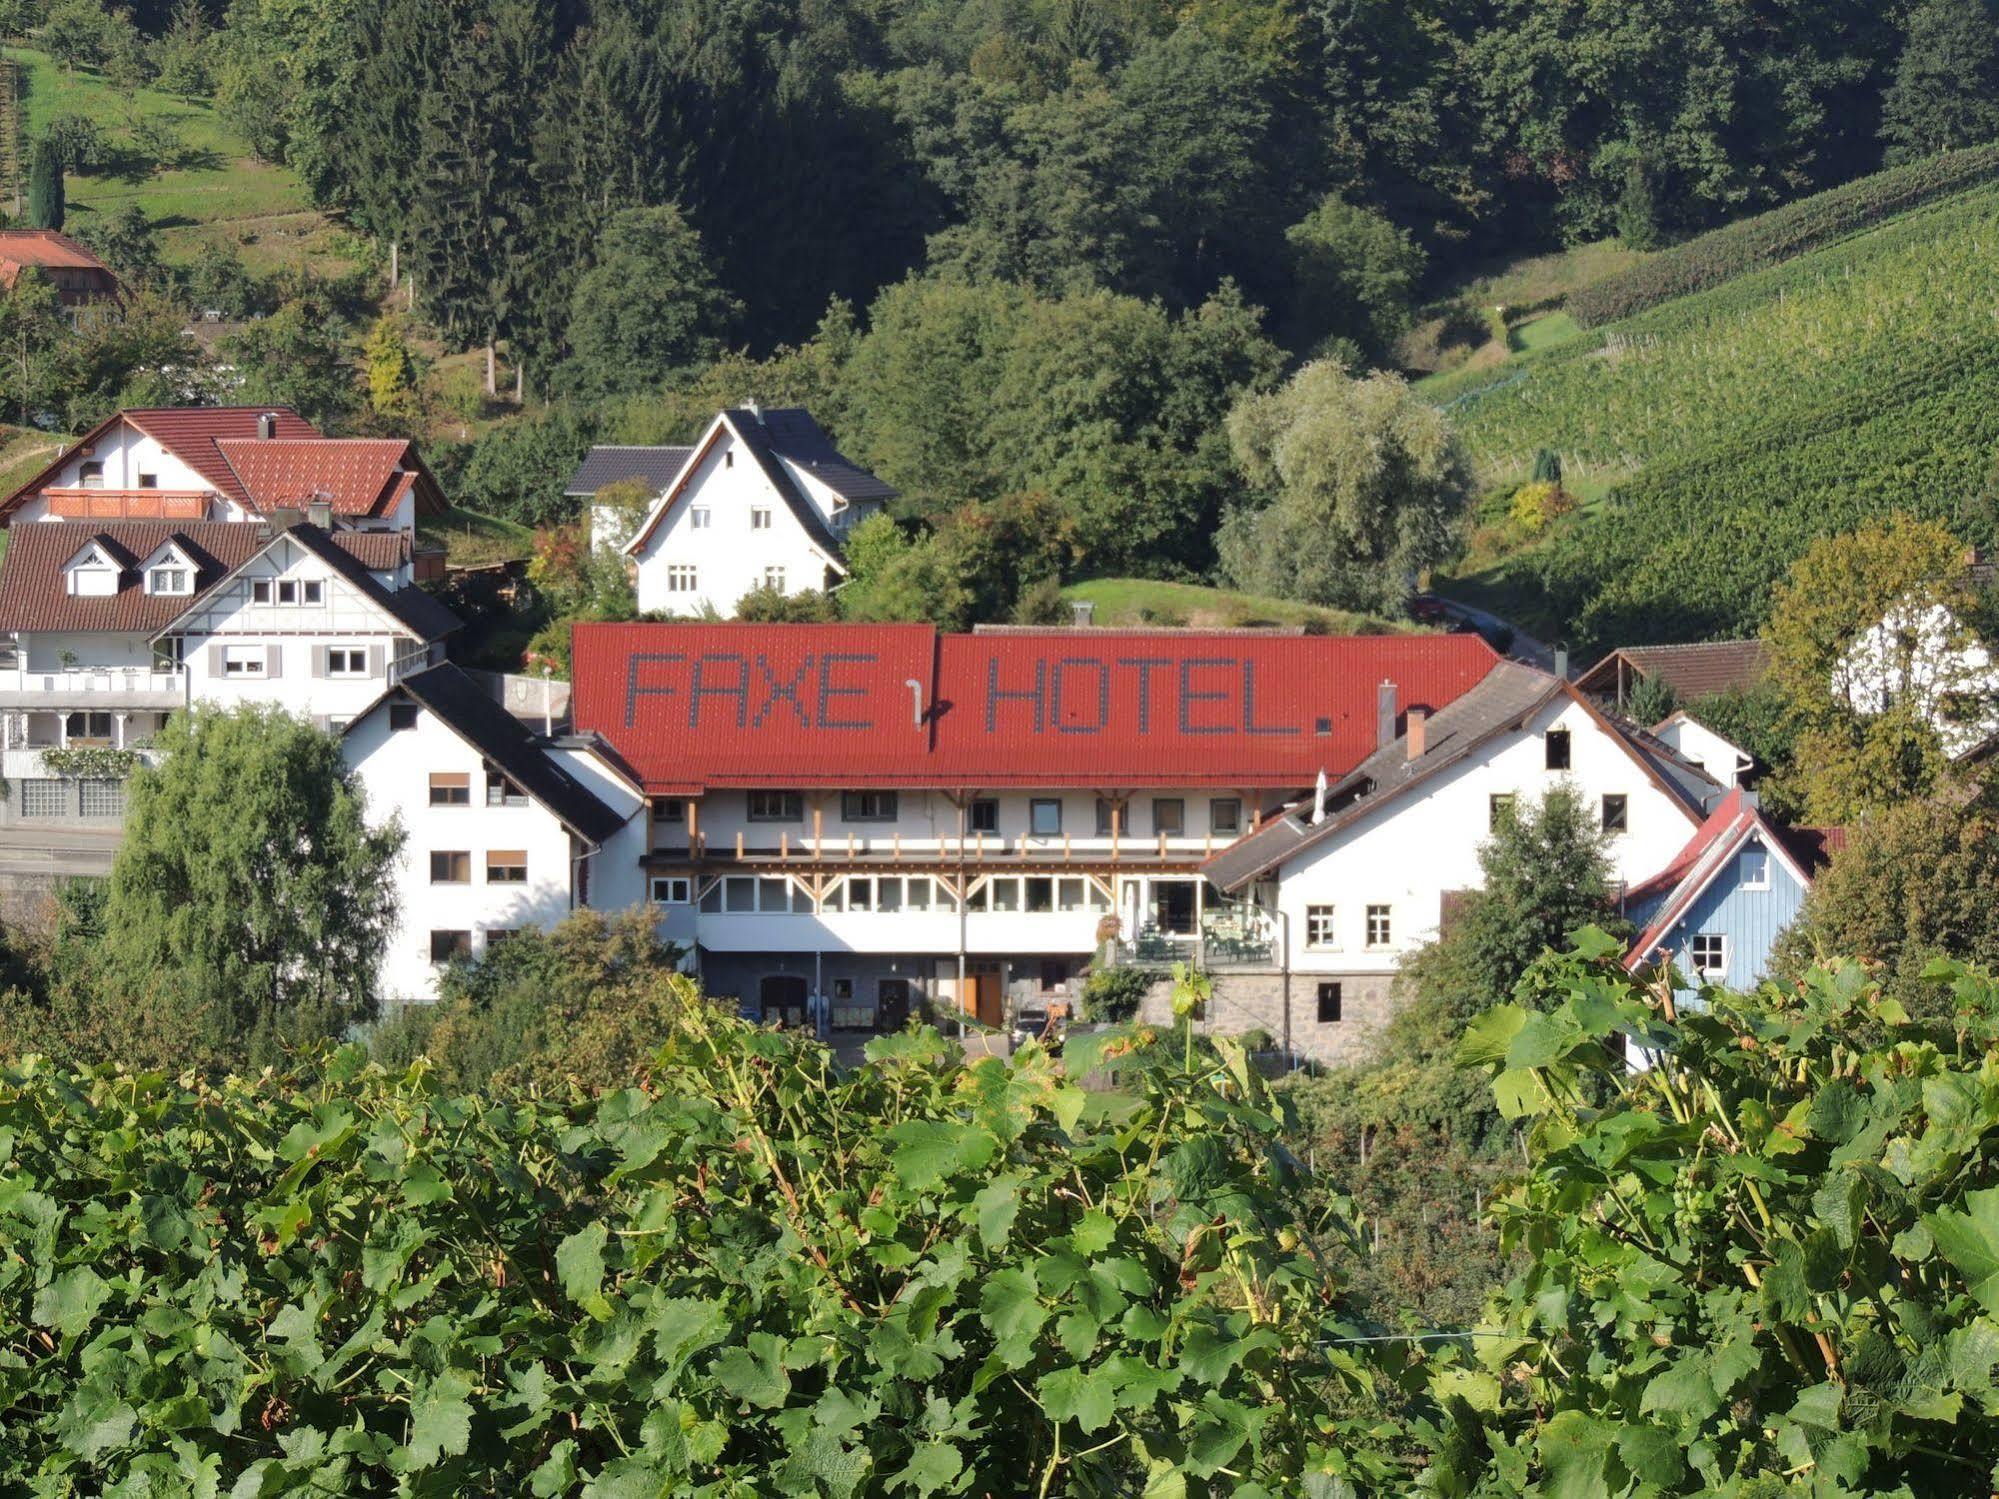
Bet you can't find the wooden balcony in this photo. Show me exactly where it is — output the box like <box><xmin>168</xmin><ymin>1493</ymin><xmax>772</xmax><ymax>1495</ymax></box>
<box><xmin>45</xmin><ymin>488</ymin><xmax>212</xmax><ymax>521</ymax></box>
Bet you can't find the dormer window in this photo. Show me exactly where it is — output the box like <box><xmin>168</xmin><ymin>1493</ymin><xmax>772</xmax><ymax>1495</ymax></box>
<box><xmin>63</xmin><ymin>542</ymin><xmax>118</xmax><ymax>596</ymax></box>
<box><xmin>138</xmin><ymin>541</ymin><xmax>198</xmax><ymax>596</ymax></box>
<box><xmin>148</xmin><ymin>567</ymin><xmax>190</xmax><ymax>595</ymax></box>
<box><xmin>77</xmin><ymin>460</ymin><xmax>104</xmax><ymax>489</ymax></box>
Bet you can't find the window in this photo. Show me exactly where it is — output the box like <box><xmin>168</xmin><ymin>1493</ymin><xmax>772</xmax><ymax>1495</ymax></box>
<box><xmin>1306</xmin><ymin>905</ymin><xmax>1337</xmax><ymax>949</ymax></box>
<box><xmin>222</xmin><ymin>646</ymin><xmax>266</xmax><ymax>678</ymax></box>
<box><xmin>751</xmin><ymin>507</ymin><xmax>772</xmax><ymax>530</ymax></box>
<box><xmin>690</xmin><ymin>507</ymin><xmax>711</xmax><ymax>529</ymax></box>
<box><xmin>429</xmin><ymin>851</ymin><xmax>470</xmax><ymax>884</ymax></box>
<box><xmin>659</xmin><ymin>799</ymin><xmax>686</xmax><ymax>823</ymax></box>
<box><xmin>1489</xmin><ymin>793</ymin><xmax>1516</xmax><ymax>829</ymax></box>
<box><xmin>78</xmin><ymin>460</ymin><xmax>103</xmax><ymax>488</ymax></box>
<box><xmin>748</xmin><ymin>790</ymin><xmax>802</xmax><ymax>821</ymax></box>
<box><xmin>327</xmin><ymin>648</ymin><xmax>368</xmax><ymax>678</ymax></box>
<box><xmin>252</xmin><ymin>580</ymin><xmax>273</xmax><ymax>604</ymax></box>
<box><xmin>1316</xmin><ymin>982</ymin><xmax>1343</xmax><ymax>1024</ymax></box>
<box><xmin>1025</xmin><ymin>876</ymin><xmax>1054</xmax><ymax>913</ymax></box>
<box><xmin>1151</xmin><ymin>798</ymin><xmax>1184</xmax><ymax>836</ymax></box>
<box><xmin>969</xmin><ymin>798</ymin><xmax>999</xmax><ymax>834</ymax></box>
<box><xmin>1741</xmin><ymin>847</ymin><xmax>1770</xmax><ymax>889</ymax></box>
<box><xmin>485</xmin><ymin>929</ymin><xmax>520</xmax><ymax>947</ymax></box>
<box><xmin>724</xmin><ymin>876</ymin><xmax>756</xmax><ymax>912</ymax></box>
<box><xmin>651</xmin><ymin>876</ymin><xmax>692</xmax><ymax>904</ymax></box>
<box><xmin>1095</xmin><ymin>799</ymin><xmax>1119</xmax><ymax>836</ymax></box>
<box><xmin>1210</xmin><ymin>798</ymin><xmax>1242</xmax><ymax>835</ymax></box>
<box><xmin>64</xmin><ymin>711</ymin><xmax>113</xmax><ymax>743</ymax></box>
<box><xmin>19</xmin><ymin>779</ymin><xmax>66</xmax><ymax>819</ymax></box>
<box><xmin>906</xmin><ymin>878</ymin><xmax>932</xmax><ymax>911</ymax></box>
<box><xmin>302</xmin><ymin>580</ymin><xmax>323</xmax><ymax>605</ymax></box>
<box><xmin>724</xmin><ymin>450</ymin><xmax>734</xmax><ymax>469</ymax></box>
<box><xmin>1365</xmin><ymin>904</ymin><xmax>1392</xmax><ymax>948</ymax></box>
<box><xmin>1691</xmin><ymin>933</ymin><xmax>1727</xmax><ymax>978</ymax></box>
<box><xmin>1602</xmin><ymin>794</ymin><xmax>1629</xmax><ymax>832</ymax></box>
<box><xmin>486</xmin><ymin>850</ymin><xmax>528</xmax><ymax>884</ymax></box>
<box><xmin>148</xmin><ymin>566</ymin><xmax>190</xmax><ymax>595</ymax></box>
<box><xmin>487</xmin><ymin>773</ymin><xmax>527</xmax><ymax>807</ymax></box>
<box><xmin>665</xmin><ymin>565</ymin><xmax>699</xmax><ymax>593</ymax></box>
<box><xmin>389</xmin><ymin>703</ymin><xmax>419</xmax><ymax>732</ymax></box>
<box><xmin>277</xmin><ymin>580</ymin><xmax>298</xmax><ymax>605</ymax></box>
<box><xmin>1545</xmin><ymin>729</ymin><xmax>1571</xmax><ymax>770</ymax></box>
<box><xmin>79</xmin><ymin>780</ymin><xmax>124</xmax><ymax>818</ymax></box>
<box><xmin>1029</xmin><ymin>798</ymin><xmax>1063</xmax><ymax>836</ymax></box>
<box><xmin>428</xmin><ymin>772</ymin><xmax>470</xmax><ymax>807</ymax></box>
<box><xmin>989</xmin><ymin>878</ymin><xmax>1021</xmax><ymax>912</ymax></box>
<box><xmin>137</xmin><ymin>471</ymin><xmax>157</xmax><ymax>489</ymax></box>
<box><xmin>763</xmin><ymin>566</ymin><xmax>786</xmax><ymax>591</ymax></box>
<box><xmin>842</xmin><ymin>790</ymin><xmax>897</xmax><ymax>822</ymax></box>
<box><xmin>429</xmin><ymin>930</ymin><xmax>471</xmax><ymax>963</ymax></box>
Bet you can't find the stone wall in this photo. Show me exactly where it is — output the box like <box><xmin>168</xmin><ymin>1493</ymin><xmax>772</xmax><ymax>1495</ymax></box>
<box><xmin>1134</xmin><ymin>968</ymin><xmax>1399</xmax><ymax>1067</ymax></box>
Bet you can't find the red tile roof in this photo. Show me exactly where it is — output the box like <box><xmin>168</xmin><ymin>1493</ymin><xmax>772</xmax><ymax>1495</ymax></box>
<box><xmin>1623</xmin><ymin>788</ymin><xmax>1823</xmax><ymax>971</ymax></box>
<box><xmin>215</xmin><ymin>437</ymin><xmax>424</xmax><ymax>517</ymax></box>
<box><xmin>570</xmin><ymin>622</ymin><xmax>1500</xmax><ymax>792</ymax></box>
<box><xmin>0</xmin><ymin>230</ymin><xmax>116</xmax><ymax>282</ymax></box>
<box><xmin>1576</xmin><ymin>640</ymin><xmax>1771</xmax><ymax>700</ymax></box>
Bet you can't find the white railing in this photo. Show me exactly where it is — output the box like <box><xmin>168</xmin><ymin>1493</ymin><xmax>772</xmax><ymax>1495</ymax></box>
<box><xmin>0</xmin><ymin>663</ymin><xmax>186</xmax><ymax>696</ymax></box>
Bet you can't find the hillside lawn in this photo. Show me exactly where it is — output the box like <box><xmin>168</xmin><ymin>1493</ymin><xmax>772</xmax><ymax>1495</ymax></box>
<box><xmin>8</xmin><ymin>46</ymin><xmax>358</xmax><ymax>277</ymax></box>
<box><xmin>418</xmin><ymin>506</ymin><xmax>535</xmax><ymax>568</ymax></box>
<box><xmin>1061</xmin><ymin>578</ymin><xmax>1415</xmax><ymax>634</ymax></box>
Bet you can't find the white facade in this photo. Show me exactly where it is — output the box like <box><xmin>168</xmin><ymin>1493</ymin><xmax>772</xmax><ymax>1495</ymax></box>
<box><xmin>169</xmin><ymin>534</ymin><xmax>440</xmax><ymax>727</ymax></box>
<box><xmin>1263</xmin><ymin>695</ymin><xmax>1707</xmax><ymax>984</ymax></box>
<box><xmin>1650</xmin><ymin>711</ymin><xmax>1753</xmax><ymax>787</ymax></box>
<box><xmin>11</xmin><ymin>426</ymin><xmax>246</xmax><ymax>524</ymax></box>
<box><xmin>622</xmin><ymin>414</ymin><xmax>883</xmax><ymax>616</ymax></box>
<box><xmin>1835</xmin><ymin>596</ymin><xmax>1999</xmax><ymax>758</ymax></box>
<box><xmin>343</xmin><ymin>700</ymin><xmax>647</xmax><ymax>1002</ymax></box>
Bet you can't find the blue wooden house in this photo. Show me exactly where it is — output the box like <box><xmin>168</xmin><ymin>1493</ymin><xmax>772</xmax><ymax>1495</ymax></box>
<box><xmin>1623</xmin><ymin>788</ymin><xmax>1836</xmax><ymax>994</ymax></box>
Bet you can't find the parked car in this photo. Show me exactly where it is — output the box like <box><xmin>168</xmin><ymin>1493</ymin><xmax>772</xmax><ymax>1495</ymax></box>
<box><xmin>1011</xmin><ymin>1001</ymin><xmax>1069</xmax><ymax>1054</ymax></box>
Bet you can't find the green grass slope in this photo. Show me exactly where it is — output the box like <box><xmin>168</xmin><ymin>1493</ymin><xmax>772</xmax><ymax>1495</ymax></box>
<box><xmin>1062</xmin><ymin>578</ymin><xmax>1414</xmax><ymax>634</ymax></box>
<box><xmin>1433</xmin><ymin>177</ymin><xmax>1999</xmax><ymax>652</ymax></box>
<box><xmin>8</xmin><ymin>46</ymin><xmax>350</xmax><ymax>274</ymax></box>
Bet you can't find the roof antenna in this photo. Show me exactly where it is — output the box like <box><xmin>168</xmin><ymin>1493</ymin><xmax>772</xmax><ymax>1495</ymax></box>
<box><xmin>1311</xmin><ymin>768</ymin><xmax>1328</xmax><ymax>825</ymax></box>
<box><xmin>905</xmin><ymin>678</ymin><xmax>924</xmax><ymax>728</ymax></box>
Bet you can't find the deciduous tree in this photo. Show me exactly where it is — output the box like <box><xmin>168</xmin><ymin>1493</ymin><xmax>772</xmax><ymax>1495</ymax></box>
<box><xmin>1880</xmin><ymin>0</ymin><xmax>1999</xmax><ymax>164</ymax></box>
<box><xmin>559</xmin><ymin>204</ymin><xmax>738</xmax><ymax>399</ymax></box>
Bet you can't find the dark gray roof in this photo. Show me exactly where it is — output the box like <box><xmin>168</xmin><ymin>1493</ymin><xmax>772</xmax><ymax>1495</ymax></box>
<box><xmin>393</xmin><ymin>663</ymin><xmax>628</xmax><ymax>847</ymax></box>
<box><xmin>1204</xmin><ymin>661</ymin><xmax>1563</xmax><ymax>891</ymax></box>
<box><xmin>564</xmin><ymin>445</ymin><xmax>694</xmax><ymax>498</ymax></box>
<box><xmin>287</xmin><ymin>524</ymin><xmax>460</xmax><ymax>643</ymax></box>
<box><xmin>719</xmin><ymin>409</ymin><xmax>850</xmax><ymax>559</ymax></box>
<box><xmin>740</xmin><ymin>407</ymin><xmax>897</xmax><ymax>503</ymax></box>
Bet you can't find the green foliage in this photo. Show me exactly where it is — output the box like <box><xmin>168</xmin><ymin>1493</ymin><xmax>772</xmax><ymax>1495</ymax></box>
<box><xmin>84</xmin><ymin>706</ymin><xmax>401</xmax><ymax>1070</ymax></box>
<box><xmin>0</xmin><ymin>1012</ymin><xmax>1408</xmax><ymax>1491</ymax></box>
<box><xmin>1079</xmin><ymin>964</ymin><xmax>1154</xmax><ymax>1022</ymax></box>
<box><xmin>1439</xmin><ymin>943</ymin><xmax>1999</xmax><ymax>1494</ymax></box>
<box><xmin>441</xmin><ymin>405</ymin><xmax>597</xmax><ymax>529</ymax></box>
<box><xmin>1568</xmin><ymin>143</ymin><xmax>1999</xmax><ymax>326</ymax></box>
<box><xmin>368</xmin><ymin>910</ymin><xmax>690</xmax><ymax>1094</ymax></box>
<box><xmin>361</xmin><ymin>312</ymin><xmax>426</xmax><ymax>425</ymax></box>
<box><xmin>734</xmin><ymin>583</ymin><xmax>840</xmax><ymax>622</ymax></box>
<box><xmin>37</xmin><ymin>746</ymin><xmax>138</xmax><ymax>779</ymax></box>
<box><xmin>1280</xmin><ymin>194</ymin><xmax>1426</xmax><ymax>360</ymax></box>
<box><xmin>221</xmin><ymin>280</ymin><xmax>356</xmax><ymax>427</ymax></box>
<box><xmin>1506</xmin><ymin>479</ymin><xmax>1574</xmax><ymax>535</ymax></box>
<box><xmin>1621</xmin><ymin>671</ymin><xmax>1679</xmax><ymax>727</ymax></box>
<box><xmin>560</xmin><ymin>204</ymin><xmax>739</xmax><ymax>399</ymax></box>
<box><xmin>1220</xmin><ymin>360</ymin><xmax>1472</xmax><ymax>612</ymax></box>
<box><xmin>26</xmin><ymin>134</ymin><xmax>63</xmax><ymax>230</ymax></box>
<box><xmin>1881</xmin><ymin>0</ymin><xmax>1999</xmax><ymax>165</ymax></box>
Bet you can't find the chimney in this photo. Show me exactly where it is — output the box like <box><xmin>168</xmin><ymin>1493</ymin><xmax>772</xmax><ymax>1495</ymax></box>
<box><xmin>257</xmin><ymin>411</ymin><xmax>278</xmax><ymax>440</ymax></box>
<box><xmin>745</xmin><ymin>399</ymin><xmax>762</xmax><ymax>424</ymax></box>
<box><xmin>1405</xmin><ymin>706</ymin><xmax>1428</xmax><ymax>761</ymax></box>
<box><xmin>1376</xmin><ymin>679</ymin><xmax>1397</xmax><ymax>749</ymax></box>
<box><xmin>1070</xmin><ymin>600</ymin><xmax>1095</xmax><ymax>627</ymax></box>
<box><xmin>305</xmin><ymin>499</ymin><xmax>332</xmax><ymax>529</ymax></box>
<box><xmin>1553</xmin><ymin>644</ymin><xmax>1569</xmax><ymax>679</ymax></box>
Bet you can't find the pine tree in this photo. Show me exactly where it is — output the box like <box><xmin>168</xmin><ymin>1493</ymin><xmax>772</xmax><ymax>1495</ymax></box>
<box><xmin>26</xmin><ymin>136</ymin><xmax>62</xmax><ymax>230</ymax></box>
<box><xmin>1880</xmin><ymin>0</ymin><xmax>1999</xmax><ymax>164</ymax></box>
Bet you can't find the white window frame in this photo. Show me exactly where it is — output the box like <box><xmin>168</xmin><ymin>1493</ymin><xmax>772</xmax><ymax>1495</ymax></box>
<box><xmin>751</xmin><ymin>506</ymin><xmax>773</xmax><ymax>530</ymax></box>
<box><xmin>222</xmin><ymin>645</ymin><xmax>267</xmax><ymax>678</ymax></box>
<box><xmin>665</xmin><ymin>564</ymin><xmax>699</xmax><ymax>593</ymax></box>
<box><xmin>1306</xmin><ymin>904</ymin><xmax>1338</xmax><ymax>949</ymax></box>
<box><xmin>763</xmin><ymin>566</ymin><xmax>786</xmax><ymax>591</ymax></box>
<box><xmin>302</xmin><ymin>579</ymin><xmax>324</xmax><ymax>605</ymax></box>
<box><xmin>651</xmin><ymin>876</ymin><xmax>692</xmax><ymax>905</ymax></box>
<box><xmin>1365</xmin><ymin>904</ymin><xmax>1392</xmax><ymax>949</ymax></box>
<box><xmin>277</xmin><ymin>580</ymin><xmax>299</xmax><ymax>605</ymax></box>
<box><xmin>1740</xmin><ymin>846</ymin><xmax>1771</xmax><ymax>890</ymax></box>
<box><xmin>252</xmin><ymin>580</ymin><xmax>273</xmax><ymax>604</ymax></box>
<box><xmin>1691</xmin><ymin>933</ymin><xmax>1727</xmax><ymax>978</ymax></box>
<box><xmin>689</xmin><ymin>507</ymin><xmax>711</xmax><ymax>530</ymax></box>
<box><xmin>327</xmin><ymin>647</ymin><xmax>368</xmax><ymax>678</ymax></box>
<box><xmin>147</xmin><ymin>566</ymin><xmax>191</xmax><ymax>596</ymax></box>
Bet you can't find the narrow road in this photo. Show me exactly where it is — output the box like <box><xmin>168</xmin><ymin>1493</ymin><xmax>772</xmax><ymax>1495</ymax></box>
<box><xmin>1428</xmin><ymin>595</ymin><xmax>1560</xmax><ymax>675</ymax></box>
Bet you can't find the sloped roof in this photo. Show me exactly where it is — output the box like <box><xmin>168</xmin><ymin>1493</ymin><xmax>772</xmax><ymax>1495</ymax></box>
<box><xmin>387</xmin><ymin>663</ymin><xmax>628</xmax><ymax>846</ymax></box>
<box><xmin>565</xmin><ymin>445</ymin><xmax>694</xmax><ymax>497</ymax></box>
<box><xmin>745</xmin><ymin>407</ymin><xmax>897</xmax><ymax>503</ymax></box>
<box><xmin>0</xmin><ymin>521</ymin><xmax>413</xmax><ymax>634</ymax></box>
<box><xmin>0</xmin><ymin>229</ymin><xmax>116</xmax><ymax>282</ymax></box>
<box><xmin>275</xmin><ymin>525</ymin><xmax>459</xmax><ymax>643</ymax></box>
<box><xmin>570</xmin><ymin>622</ymin><xmax>1501</xmax><ymax>794</ymax></box>
<box><xmin>1576</xmin><ymin>640</ymin><xmax>1771</xmax><ymax>700</ymax></box>
<box><xmin>1622</xmin><ymin>788</ymin><xmax>1818</xmax><ymax>971</ymax></box>
<box><xmin>215</xmin><ymin>437</ymin><xmax>441</xmax><ymax>518</ymax></box>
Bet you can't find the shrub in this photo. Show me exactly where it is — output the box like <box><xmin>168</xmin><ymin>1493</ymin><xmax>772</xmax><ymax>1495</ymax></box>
<box><xmin>1507</xmin><ymin>479</ymin><xmax>1577</xmax><ymax>534</ymax></box>
<box><xmin>1569</xmin><ymin>142</ymin><xmax>1999</xmax><ymax>326</ymax></box>
<box><xmin>1080</xmin><ymin>963</ymin><xmax>1154</xmax><ymax>1021</ymax></box>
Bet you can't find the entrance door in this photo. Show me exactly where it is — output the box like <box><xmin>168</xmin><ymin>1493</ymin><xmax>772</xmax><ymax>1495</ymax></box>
<box><xmin>964</xmin><ymin>963</ymin><xmax>1005</xmax><ymax>1028</ymax></box>
<box><xmin>878</xmin><ymin>978</ymin><xmax>911</xmax><ymax>1031</ymax></box>
<box><xmin>759</xmin><ymin>974</ymin><xmax>808</xmax><ymax>1029</ymax></box>
<box><xmin>1153</xmin><ymin>881</ymin><xmax>1197</xmax><ymax>935</ymax></box>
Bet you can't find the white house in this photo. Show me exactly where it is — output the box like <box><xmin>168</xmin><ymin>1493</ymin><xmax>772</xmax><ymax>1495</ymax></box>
<box><xmin>597</xmin><ymin>407</ymin><xmax>894</xmax><ymax>616</ymax></box>
<box><xmin>1649</xmin><ymin>710</ymin><xmax>1754</xmax><ymax>787</ymax></box>
<box><xmin>564</xmin><ymin>622</ymin><xmax>1740</xmax><ymax>1063</ymax></box>
<box><xmin>0</xmin><ymin>405</ymin><xmax>447</xmax><ymax>533</ymax></box>
<box><xmin>0</xmin><ymin>518</ymin><xmax>458</xmax><ymax>822</ymax></box>
<box><xmin>341</xmin><ymin>663</ymin><xmax>647</xmax><ymax>1001</ymax></box>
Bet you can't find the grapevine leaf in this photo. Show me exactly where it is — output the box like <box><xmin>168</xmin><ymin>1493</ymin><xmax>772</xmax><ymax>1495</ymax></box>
<box><xmin>407</xmin><ymin>1368</ymin><xmax>474</xmax><ymax>1468</ymax></box>
<box><xmin>1036</xmin><ymin>1364</ymin><xmax>1116</xmax><ymax>1432</ymax></box>
<box><xmin>1639</xmin><ymin>1358</ymin><xmax>1715</xmax><ymax>1421</ymax></box>
<box><xmin>32</xmin><ymin>1264</ymin><xmax>110</xmax><ymax>1340</ymax></box>
<box><xmin>528</xmin><ymin>1438</ymin><xmax>577</xmax><ymax>1497</ymax></box>
<box><xmin>889</xmin><ymin>1441</ymin><xmax>962</xmax><ymax>1495</ymax></box>
<box><xmin>555</xmin><ymin>1220</ymin><xmax>609</xmax><ymax>1304</ymax></box>
<box><xmin>887</xmin><ymin>1121</ymin><xmax>998</xmax><ymax>1191</ymax></box>
<box><xmin>978</xmin><ymin>1266</ymin><xmax>1046</xmax><ymax>1361</ymax></box>
<box><xmin>713</xmin><ymin>1332</ymin><xmax>792</xmax><ymax>1408</ymax></box>
<box><xmin>1456</xmin><ymin>1004</ymin><xmax>1528</xmax><ymax>1066</ymax></box>
<box><xmin>971</xmin><ymin>1173</ymin><xmax>1023</xmax><ymax>1250</ymax></box>
<box><xmin>1925</xmin><ymin>1186</ymin><xmax>1999</xmax><ymax>1315</ymax></box>
<box><xmin>1068</xmin><ymin>1210</ymin><xmax>1115</xmax><ymax>1255</ymax></box>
